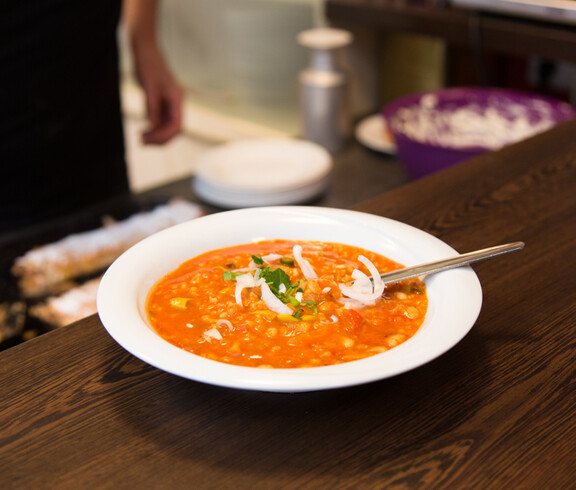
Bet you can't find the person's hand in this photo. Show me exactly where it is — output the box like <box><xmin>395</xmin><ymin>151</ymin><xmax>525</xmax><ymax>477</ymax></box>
<box><xmin>133</xmin><ymin>46</ymin><xmax>184</xmax><ymax>145</ymax></box>
<box><xmin>124</xmin><ymin>0</ymin><xmax>184</xmax><ymax>145</ymax></box>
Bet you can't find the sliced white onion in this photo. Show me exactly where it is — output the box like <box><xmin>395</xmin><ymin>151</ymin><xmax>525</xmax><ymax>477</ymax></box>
<box><xmin>235</xmin><ymin>272</ymin><xmax>262</xmax><ymax>306</ymax></box>
<box><xmin>202</xmin><ymin>328</ymin><xmax>222</xmax><ymax>342</ymax></box>
<box><xmin>338</xmin><ymin>298</ymin><xmax>369</xmax><ymax>309</ymax></box>
<box><xmin>338</xmin><ymin>285</ymin><xmax>380</xmax><ymax>305</ymax></box>
<box><xmin>322</xmin><ymin>286</ymin><xmax>332</xmax><ymax>294</ymax></box>
<box><xmin>350</xmin><ymin>270</ymin><xmax>374</xmax><ymax>293</ymax></box>
<box><xmin>279</xmin><ymin>283</ymin><xmax>287</xmax><ymax>294</ymax></box>
<box><xmin>339</xmin><ymin>270</ymin><xmax>375</xmax><ymax>302</ymax></box>
<box><xmin>230</xmin><ymin>267</ymin><xmax>251</xmax><ymax>273</ymax></box>
<box><xmin>260</xmin><ymin>282</ymin><xmax>293</xmax><ymax>315</ymax></box>
<box><xmin>293</xmin><ymin>245</ymin><xmax>318</xmax><ymax>280</ymax></box>
<box><xmin>358</xmin><ymin>255</ymin><xmax>385</xmax><ymax>297</ymax></box>
<box><xmin>216</xmin><ymin>319</ymin><xmax>234</xmax><ymax>331</ymax></box>
<box><xmin>262</xmin><ymin>253</ymin><xmax>282</xmax><ymax>263</ymax></box>
<box><xmin>295</xmin><ymin>291</ymin><xmax>304</xmax><ymax>302</ymax></box>
<box><xmin>338</xmin><ymin>255</ymin><xmax>384</xmax><ymax>306</ymax></box>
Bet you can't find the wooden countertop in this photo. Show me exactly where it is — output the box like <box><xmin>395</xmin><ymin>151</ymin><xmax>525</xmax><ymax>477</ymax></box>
<box><xmin>1</xmin><ymin>120</ymin><xmax>575</xmax><ymax>488</ymax></box>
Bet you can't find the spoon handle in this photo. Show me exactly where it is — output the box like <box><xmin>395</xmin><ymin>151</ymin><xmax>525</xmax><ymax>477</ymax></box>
<box><xmin>378</xmin><ymin>241</ymin><xmax>525</xmax><ymax>285</ymax></box>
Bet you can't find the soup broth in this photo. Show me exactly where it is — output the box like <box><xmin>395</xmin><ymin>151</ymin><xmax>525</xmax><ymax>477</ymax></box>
<box><xmin>146</xmin><ymin>240</ymin><xmax>427</xmax><ymax>368</ymax></box>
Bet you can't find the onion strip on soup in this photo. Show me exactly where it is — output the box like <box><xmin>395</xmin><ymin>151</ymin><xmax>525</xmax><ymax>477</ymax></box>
<box><xmin>146</xmin><ymin>240</ymin><xmax>428</xmax><ymax>368</ymax></box>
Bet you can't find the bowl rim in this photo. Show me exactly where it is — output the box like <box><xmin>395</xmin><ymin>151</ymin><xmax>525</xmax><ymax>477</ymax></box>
<box><xmin>97</xmin><ymin>206</ymin><xmax>483</xmax><ymax>393</ymax></box>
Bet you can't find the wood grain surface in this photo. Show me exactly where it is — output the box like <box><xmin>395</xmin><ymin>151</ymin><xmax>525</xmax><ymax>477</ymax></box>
<box><xmin>1</xmin><ymin>120</ymin><xmax>575</xmax><ymax>489</ymax></box>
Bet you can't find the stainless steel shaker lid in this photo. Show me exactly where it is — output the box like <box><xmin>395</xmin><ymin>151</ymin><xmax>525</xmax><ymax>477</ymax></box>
<box><xmin>297</xmin><ymin>28</ymin><xmax>353</xmax><ymax>50</ymax></box>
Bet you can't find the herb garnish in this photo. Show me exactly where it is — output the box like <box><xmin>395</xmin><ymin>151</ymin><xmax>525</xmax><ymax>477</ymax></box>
<box><xmin>224</xmin><ymin>253</ymin><xmax>318</xmax><ymax>320</ymax></box>
<box><xmin>222</xmin><ymin>270</ymin><xmax>243</xmax><ymax>281</ymax></box>
<box><xmin>280</xmin><ymin>256</ymin><xmax>295</xmax><ymax>267</ymax></box>
<box><xmin>259</xmin><ymin>267</ymin><xmax>301</xmax><ymax>303</ymax></box>
<box><xmin>301</xmin><ymin>300</ymin><xmax>318</xmax><ymax>315</ymax></box>
<box><xmin>251</xmin><ymin>255</ymin><xmax>264</xmax><ymax>265</ymax></box>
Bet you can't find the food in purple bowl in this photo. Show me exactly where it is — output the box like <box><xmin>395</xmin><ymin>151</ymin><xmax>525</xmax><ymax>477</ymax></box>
<box><xmin>382</xmin><ymin>87</ymin><xmax>575</xmax><ymax>179</ymax></box>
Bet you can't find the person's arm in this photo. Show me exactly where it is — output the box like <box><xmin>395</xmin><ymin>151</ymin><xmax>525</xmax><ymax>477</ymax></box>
<box><xmin>123</xmin><ymin>0</ymin><xmax>183</xmax><ymax>144</ymax></box>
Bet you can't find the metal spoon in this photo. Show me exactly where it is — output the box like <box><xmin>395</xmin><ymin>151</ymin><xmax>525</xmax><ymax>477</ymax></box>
<box><xmin>378</xmin><ymin>241</ymin><xmax>525</xmax><ymax>286</ymax></box>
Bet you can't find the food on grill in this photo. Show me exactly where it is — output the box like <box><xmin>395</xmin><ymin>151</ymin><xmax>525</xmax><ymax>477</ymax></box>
<box><xmin>0</xmin><ymin>301</ymin><xmax>26</xmax><ymax>342</ymax></box>
<box><xmin>29</xmin><ymin>277</ymin><xmax>101</xmax><ymax>328</ymax></box>
<box><xmin>12</xmin><ymin>199</ymin><xmax>203</xmax><ymax>299</ymax></box>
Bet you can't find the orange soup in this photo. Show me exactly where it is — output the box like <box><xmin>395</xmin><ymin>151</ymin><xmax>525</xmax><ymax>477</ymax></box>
<box><xmin>146</xmin><ymin>240</ymin><xmax>427</xmax><ymax>368</ymax></box>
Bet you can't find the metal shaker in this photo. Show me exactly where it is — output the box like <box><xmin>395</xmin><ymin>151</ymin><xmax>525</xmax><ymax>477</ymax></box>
<box><xmin>297</xmin><ymin>28</ymin><xmax>353</xmax><ymax>153</ymax></box>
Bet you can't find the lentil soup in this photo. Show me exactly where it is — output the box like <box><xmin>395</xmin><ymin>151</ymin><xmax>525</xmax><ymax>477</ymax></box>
<box><xmin>146</xmin><ymin>240</ymin><xmax>428</xmax><ymax>368</ymax></box>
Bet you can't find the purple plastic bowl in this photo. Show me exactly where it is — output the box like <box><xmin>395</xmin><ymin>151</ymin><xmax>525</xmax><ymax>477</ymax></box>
<box><xmin>383</xmin><ymin>87</ymin><xmax>575</xmax><ymax>179</ymax></box>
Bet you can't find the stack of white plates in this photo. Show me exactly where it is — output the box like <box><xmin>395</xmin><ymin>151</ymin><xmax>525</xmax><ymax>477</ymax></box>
<box><xmin>193</xmin><ymin>138</ymin><xmax>333</xmax><ymax>208</ymax></box>
<box><xmin>355</xmin><ymin>114</ymin><xmax>396</xmax><ymax>154</ymax></box>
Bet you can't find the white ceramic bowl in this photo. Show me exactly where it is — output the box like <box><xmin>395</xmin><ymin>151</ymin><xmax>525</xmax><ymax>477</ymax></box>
<box><xmin>97</xmin><ymin>207</ymin><xmax>482</xmax><ymax>392</ymax></box>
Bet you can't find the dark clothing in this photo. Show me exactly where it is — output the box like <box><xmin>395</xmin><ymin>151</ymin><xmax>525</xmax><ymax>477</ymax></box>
<box><xmin>0</xmin><ymin>0</ymin><xmax>129</xmax><ymax>232</ymax></box>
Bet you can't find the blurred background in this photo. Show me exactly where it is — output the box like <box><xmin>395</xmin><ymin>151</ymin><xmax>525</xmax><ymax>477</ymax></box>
<box><xmin>119</xmin><ymin>0</ymin><xmax>576</xmax><ymax>191</ymax></box>
<box><xmin>3</xmin><ymin>0</ymin><xmax>576</xmax><ymax>346</ymax></box>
